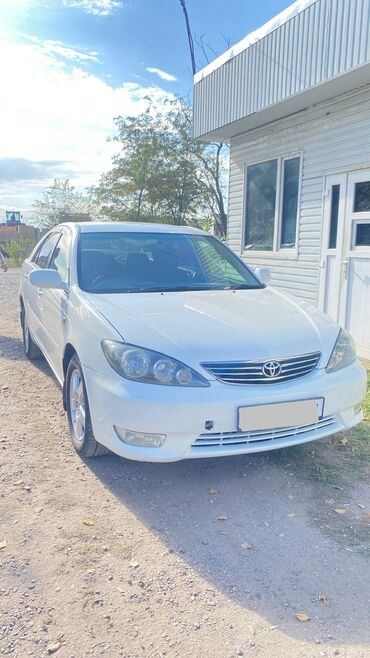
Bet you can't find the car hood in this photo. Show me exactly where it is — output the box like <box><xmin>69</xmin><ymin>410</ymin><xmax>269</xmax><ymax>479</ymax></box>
<box><xmin>87</xmin><ymin>287</ymin><xmax>339</xmax><ymax>372</ymax></box>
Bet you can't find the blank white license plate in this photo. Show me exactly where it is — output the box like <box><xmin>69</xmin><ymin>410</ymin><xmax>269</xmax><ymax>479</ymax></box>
<box><xmin>238</xmin><ymin>399</ymin><xmax>322</xmax><ymax>432</ymax></box>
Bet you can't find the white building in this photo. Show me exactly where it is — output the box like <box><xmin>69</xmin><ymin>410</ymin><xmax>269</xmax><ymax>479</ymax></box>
<box><xmin>193</xmin><ymin>0</ymin><xmax>370</xmax><ymax>359</ymax></box>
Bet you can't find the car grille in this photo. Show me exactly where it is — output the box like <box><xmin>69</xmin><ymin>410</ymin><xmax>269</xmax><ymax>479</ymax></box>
<box><xmin>201</xmin><ymin>352</ymin><xmax>321</xmax><ymax>385</ymax></box>
<box><xmin>192</xmin><ymin>416</ymin><xmax>337</xmax><ymax>449</ymax></box>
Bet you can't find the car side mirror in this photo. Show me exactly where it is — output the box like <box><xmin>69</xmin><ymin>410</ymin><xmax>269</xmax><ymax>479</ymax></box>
<box><xmin>254</xmin><ymin>266</ymin><xmax>271</xmax><ymax>284</ymax></box>
<box><xmin>30</xmin><ymin>269</ymin><xmax>67</xmax><ymax>291</ymax></box>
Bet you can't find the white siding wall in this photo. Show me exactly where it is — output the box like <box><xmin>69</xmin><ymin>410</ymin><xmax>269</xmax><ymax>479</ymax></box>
<box><xmin>228</xmin><ymin>85</ymin><xmax>370</xmax><ymax>303</ymax></box>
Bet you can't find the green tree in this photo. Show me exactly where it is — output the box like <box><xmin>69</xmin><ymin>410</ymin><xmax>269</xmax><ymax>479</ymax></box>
<box><xmin>3</xmin><ymin>238</ymin><xmax>38</xmax><ymax>266</ymax></box>
<box><xmin>94</xmin><ymin>98</ymin><xmax>228</xmax><ymax>235</ymax></box>
<box><xmin>32</xmin><ymin>179</ymin><xmax>95</xmax><ymax>230</ymax></box>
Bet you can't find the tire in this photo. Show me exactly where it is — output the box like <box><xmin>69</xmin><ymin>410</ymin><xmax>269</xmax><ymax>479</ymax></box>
<box><xmin>65</xmin><ymin>355</ymin><xmax>107</xmax><ymax>458</ymax></box>
<box><xmin>21</xmin><ymin>304</ymin><xmax>43</xmax><ymax>360</ymax></box>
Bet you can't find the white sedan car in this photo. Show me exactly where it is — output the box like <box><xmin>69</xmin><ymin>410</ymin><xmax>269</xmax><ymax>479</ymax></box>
<box><xmin>20</xmin><ymin>222</ymin><xmax>366</xmax><ymax>462</ymax></box>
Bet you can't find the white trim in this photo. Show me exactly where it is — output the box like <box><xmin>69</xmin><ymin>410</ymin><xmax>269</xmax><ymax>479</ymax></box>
<box><xmin>318</xmin><ymin>174</ymin><xmax>347</xmax><ymax>318</ymax></box>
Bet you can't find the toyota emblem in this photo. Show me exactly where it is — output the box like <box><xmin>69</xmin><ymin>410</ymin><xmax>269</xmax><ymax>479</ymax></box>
<box><xmin>262</xmin><ymin>361</ymin><xmax>282</xmax><ymax>378</ymax></box>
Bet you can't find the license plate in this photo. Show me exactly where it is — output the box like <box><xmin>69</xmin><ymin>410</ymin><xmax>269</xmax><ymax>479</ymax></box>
<box><xmin>238</xmin><ymin>399</ymin><xmax>323</xmax><ymax>432</ymax></box>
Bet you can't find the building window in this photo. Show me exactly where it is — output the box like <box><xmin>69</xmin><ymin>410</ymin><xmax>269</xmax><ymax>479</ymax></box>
<box><xmin>328</xmin><ymin>184</ymin><xmax>340</xmax><ymax>249</ymax></box>
<box><xmin>355</xmin><ymin>223</ymin><xmax>370</xmax><ymax>247</ymax></box>
<box><xmin>244</xmin><ymin>155</ymin><xmax>301</xmax><ymax>252</ymax></box>
<box><xmin>245</xmin><ymin>159</ymin><xmax>277</xmax><ymax>251</ymax></box>
<box><xmin>354</xmin><ymin>181</ymin><xmax>370</xmax><ymax>212</ymax></box>
<box><xmin>281</xmin><ymin>157</ymin><xmax>300</xmax><ymax>248</ymax></box>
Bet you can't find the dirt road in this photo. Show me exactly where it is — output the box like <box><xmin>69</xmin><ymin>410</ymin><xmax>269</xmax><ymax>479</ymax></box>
<box><xmin>1</xmin><ymin>269</ymin><xmax>369</xmax><ymax>658</ymax></box>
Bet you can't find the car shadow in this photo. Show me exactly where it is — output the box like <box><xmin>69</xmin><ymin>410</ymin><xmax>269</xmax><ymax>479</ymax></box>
<box><xmin>0</xmin><ymin>335</ymin><xmax>52</xmax><ymax>378</ymax></box>
<box><xmin>0</xmin><ymin>335</ymin><xmax>25</xmax><ymax>359</ymax></box>
<box><xmin>86</xmin><ymin>450</ymin><xmax>370</xmax><ymax>645</ymax></box>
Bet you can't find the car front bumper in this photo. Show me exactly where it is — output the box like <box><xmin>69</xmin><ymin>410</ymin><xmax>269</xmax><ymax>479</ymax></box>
<box><xmin>83</xmin><ymin>360</ymin><xmax>367</xmax><ymax>462</ymax></box>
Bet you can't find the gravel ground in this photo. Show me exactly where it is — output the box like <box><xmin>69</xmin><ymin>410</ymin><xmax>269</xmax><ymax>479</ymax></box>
<box><xmin>0</xmin><ymin>268</ymin><xmax>369</xmax><ymax>658</ymax></box>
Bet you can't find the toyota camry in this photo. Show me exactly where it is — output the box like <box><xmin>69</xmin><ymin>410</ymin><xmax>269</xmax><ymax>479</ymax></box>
<box><xmin>19</xmin><ymin>222</ymin><xmax>367</xmax><ymax>462</ymax></box>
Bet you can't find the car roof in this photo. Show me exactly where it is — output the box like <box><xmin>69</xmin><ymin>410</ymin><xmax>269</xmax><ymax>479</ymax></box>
<box><xmin>62</xmin><ymin>221</ymin><xmax>206</xmax><ymax>235</ymax></box>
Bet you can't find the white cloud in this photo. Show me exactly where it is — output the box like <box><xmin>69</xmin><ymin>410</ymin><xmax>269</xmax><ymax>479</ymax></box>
<box><xmin>146</xmin><ymin>67</ymin><xmax>177</xmax><ymax>82</ymax></box>
<box><xmin>0</xmin><ymin>33</ymin><xmax>174</xmax><ymax>211</ymax></box>
<box><xmin>18</xmin><ymin>33</ymin><xmax>100</xmax><ymax>62</ymax></box>
<box><xmin>62</xmin><ymin>0</ymin><xmax>122</xmax><ymax>16</ymax></box>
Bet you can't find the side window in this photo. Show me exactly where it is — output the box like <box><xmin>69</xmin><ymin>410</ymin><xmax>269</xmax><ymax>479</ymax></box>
<box><xmin>244</xmin><ymin>155</ymin><xmax>301</xmax><ymax>252</ymax></box>
<box><xmin>245</xmin><ymin>159</ymin><xmax>277</xmax><ymax>251</ymax></box>
<box><xmin>34</xmin><ymin>233</ymin><xmax>60</xmax><ymax>269</ymax></box>
<box><xmin>49</xmin><ymin>230</ymin><xmax>71</xmax><ymax>282</ymax></box>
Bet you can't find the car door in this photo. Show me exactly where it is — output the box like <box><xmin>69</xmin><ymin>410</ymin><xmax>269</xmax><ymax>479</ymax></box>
<box><xmin>38</xmin><ymin>227</ymin><xmax>72</xmax><ymax>380</ymax></box>
<box><xmin>23</xmin><ymin>231</ymin><xmax>61</xmax><ymax>348</ymax></box>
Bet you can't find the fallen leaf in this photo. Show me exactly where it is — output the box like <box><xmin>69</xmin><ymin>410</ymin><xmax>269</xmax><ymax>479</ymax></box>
<box><xmin>216</xmin><ymin>515</ymin><xmax>228</xmax><ymax>521</ymax></box>
<box><xmin>334</xmin><ymin>508</ymin><xmax>347</xmax><ymax>515</ymax></box>
<box><xmin>287</xmin><ymin>494</ymin><xmax>295</xmax><ymax>500</ymax></box>
<box><xmin>13</xmin><ymin>479</ymin><xmax>24</xmax><ymax>486</ymax></box>
<box><xmin>287</xmin><ymin>513</ymin><xmax>296</xmax><ymax>518</ymax></box>
<box><xmin>24</xmin><ymin>485</ymin><xmax>31</xmax><ymax>492</ymax></box>
<box><xmin>339</xmin><ymin>436</ymin><xmax>348</xmax><ymax>445</ymax></box>
<box><xmin>47</xmin><ymin>641</ymin><xmax>61</xmax><ymax>654</ymax></box>
<box><xmin>362</xmin><ymin>512</ymin><xmax>370</xmax><ymax>523</ymax></box>
<box><xmin>241</xmin><ymin>543</ymin><xmax>252</xmax><ymax>550</ymax></box>
<box><xmin>208</xmin><ymin>487</ymin><xmax>219</xmax><ymax>495</ymax></box>
<box><xmin>295</xmin><ymin>612</ymin><xmax>310</xmax><ymax>622</ymax></box>
<box><xmin>0</xmin><ymin>540</ymin><xmax>7</xmax><ymax>550</ymax></box>
<box><xmin>318</xmin><ymin>592</ymin><xmax>331</xmax><ymax>607</ymax></box>
<box><xmin>82</xmin><ymin>519</ymin><xmax>95</xmax><ymax>526</ymax></box>
<box><xmin>86</xmin><ymin>568</ymin><xmax>96</xmax><ymax>574</ymax></box>
<box><xmin>33</xmin><ymin>507</ymin><xmax>43</xmax><ymax>514</ymax></box>
<box><xmin>117</xmin><ymin>586</ymin><xmax>125</xmax><ymax>593</ymax></box>
<box><xmin>129</xmin><ymin>560</ymin><xmax>139</xmax><ymax>568</ymax></box>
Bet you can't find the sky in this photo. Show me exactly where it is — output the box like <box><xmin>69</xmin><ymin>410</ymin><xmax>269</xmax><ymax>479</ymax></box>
<box><xmin>0</xmin><ymin>0</ymin><xmax>293</xmax><ymax>218</ymax></box>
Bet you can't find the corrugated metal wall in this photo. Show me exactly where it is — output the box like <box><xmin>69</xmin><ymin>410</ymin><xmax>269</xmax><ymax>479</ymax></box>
<box><xmin>194</xmin><ymin>0</ymin><xmax>370</xmax><ymax>138</ymax></box>
<box><xmin>228</xmin><ymin>86</ymin><xmax>370</xmax><ymax>302</ymax></box>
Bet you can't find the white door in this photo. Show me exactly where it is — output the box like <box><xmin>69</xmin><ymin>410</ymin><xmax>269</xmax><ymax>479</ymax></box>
<box><xmin>320</xmin><ymin>171</ymin><xmax>370</xmax><ymax>359</ymax></box>
<box><xmin>24</xmin><ymin>230</ymin><xmax>61</xmax><ymax>347</ymax></box>
<box><xmin>39</xmin><ymin>227</ymin><xmax>71</xmax><ymax>379</ymax></box>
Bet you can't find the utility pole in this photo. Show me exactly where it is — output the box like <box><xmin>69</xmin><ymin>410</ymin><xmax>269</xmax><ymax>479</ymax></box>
<box><xmin>178</xmin><ymin>0</ymin><xmax>196</xmax><ymax>75</ymax></box>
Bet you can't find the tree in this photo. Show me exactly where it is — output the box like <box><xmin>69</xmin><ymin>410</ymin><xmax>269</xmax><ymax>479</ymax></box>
<box><xmin>94</xmin><ymin>98</ymin><xmax>228</xmax><ymax>235</ymax></box>
<box><xmin>3</xmin><ymin>239</ymin><xmax>38</xmax><ymax>266</ymax></box>
<box><xmin>32</xmin><ymin>179</ymin><xmax>95</xmax><ymax>230</ymax></box>
<box><xmin>178</xmin><ymin>0</ymin><xmax>229</xmax><ymax>236</ymax></box>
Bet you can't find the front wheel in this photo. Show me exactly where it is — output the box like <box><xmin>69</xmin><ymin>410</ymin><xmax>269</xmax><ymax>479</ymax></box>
<box><xmin>66</xmin><ymin>355</ymin><xmax>106</xmax><ymax>457</ymax></box>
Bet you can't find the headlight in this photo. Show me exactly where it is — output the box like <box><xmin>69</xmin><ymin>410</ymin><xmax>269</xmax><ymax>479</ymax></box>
<box><xmin>101</xmin><ymin>340</ymin><xmax>210</xmax><ymax>387</ymax></box>
<box><xmin>326</xmin><ymin>329</ymin><xmax>356</xmax><ymax>373</ymax></box>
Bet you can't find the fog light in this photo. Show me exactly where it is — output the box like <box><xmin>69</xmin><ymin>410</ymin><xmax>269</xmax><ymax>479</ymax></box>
<box><xmin>354</xmin><ymin>404</ymin><xmax>362</xmax><ymax>415</ymax></box>
<box><xmin>114</xmin><ymin>426</ymin><xmax>166</xmax><ymax>447</ymax></box>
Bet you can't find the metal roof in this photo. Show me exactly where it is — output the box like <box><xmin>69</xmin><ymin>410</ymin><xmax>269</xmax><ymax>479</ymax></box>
<box><xmin>193</xmin><ymin>0</ymin><xmax>370</xmax><ymax>140</ymax></box>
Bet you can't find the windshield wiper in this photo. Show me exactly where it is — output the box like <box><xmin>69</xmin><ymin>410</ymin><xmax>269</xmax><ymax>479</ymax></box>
<box><xmin>229</xmin><ymin>284</ymin><xmax>263</xmax><ymax>290</ymax></box>
<box><xmin>136</xmin><ymin>285</ymin><xmax>210</xmax><ymax>293</ymax></box>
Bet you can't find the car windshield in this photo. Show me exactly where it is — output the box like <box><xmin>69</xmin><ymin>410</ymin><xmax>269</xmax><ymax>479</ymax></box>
<box><xmin>78</xmin><ymin>231</ymin><xmax>263</xmax><ymax>294</ymax></box>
